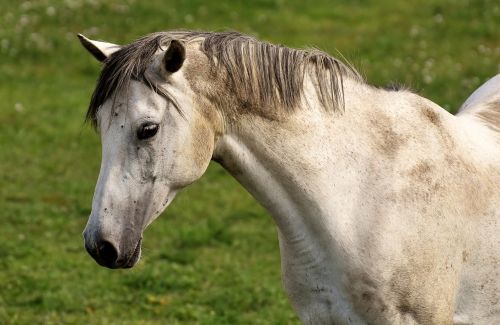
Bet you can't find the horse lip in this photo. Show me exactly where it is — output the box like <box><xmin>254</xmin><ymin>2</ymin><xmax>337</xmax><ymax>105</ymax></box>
<box><xmin>123</xmin><ymin>238</ymin><xmax>142</xmax><ymax>268</ymax></box>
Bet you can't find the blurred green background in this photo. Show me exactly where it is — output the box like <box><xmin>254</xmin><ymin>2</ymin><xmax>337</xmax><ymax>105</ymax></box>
<box><xmin>0</xmin><ymin>0</ymin><xmax>498</xmax><ymax>324</ymax></box>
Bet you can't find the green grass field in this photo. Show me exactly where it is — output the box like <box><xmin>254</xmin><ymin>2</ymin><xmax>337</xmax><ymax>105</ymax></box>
<box><xmin>0</xmin><ymin>0</ymin><xmax>499</xmax><ymax>323</ymax></box>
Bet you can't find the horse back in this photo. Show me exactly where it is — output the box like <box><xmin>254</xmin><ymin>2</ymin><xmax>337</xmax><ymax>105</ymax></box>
<box><xmin>458</xmin><ymin>74</ymin><xmax>500</xmax><ymax>133</ymax></box>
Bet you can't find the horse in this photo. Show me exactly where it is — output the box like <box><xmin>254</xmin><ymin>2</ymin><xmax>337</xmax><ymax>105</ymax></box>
<box><xmin>78</xmin><ymin>31</ymin><xmax>499</xmax><ymax>324</ymax></box>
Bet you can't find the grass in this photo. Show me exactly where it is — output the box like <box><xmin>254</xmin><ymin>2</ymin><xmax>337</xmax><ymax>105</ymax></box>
<box><xmin>0</xmin><ymin>0</ymin><xmax>499</xmax><ymax>323</ymax></box>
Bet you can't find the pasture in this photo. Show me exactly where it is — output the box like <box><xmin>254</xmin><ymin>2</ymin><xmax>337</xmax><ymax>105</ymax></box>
<box><xmin>0</xmin><ymin>0</ymin><xmax>499</xmax><ymax>324</ymax></box>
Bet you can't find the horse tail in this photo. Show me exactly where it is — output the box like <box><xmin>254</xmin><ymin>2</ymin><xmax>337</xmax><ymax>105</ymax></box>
<box><xmin>457</xmin><ymin>74</ymin><xmax>500</xmax><ymax>132</ymax></box>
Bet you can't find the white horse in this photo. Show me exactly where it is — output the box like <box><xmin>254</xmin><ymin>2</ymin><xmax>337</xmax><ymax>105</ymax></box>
<box><xmin>78</xmin><ymin>31</ymin><xmax>499</xmax><ymax>324</ymax></box>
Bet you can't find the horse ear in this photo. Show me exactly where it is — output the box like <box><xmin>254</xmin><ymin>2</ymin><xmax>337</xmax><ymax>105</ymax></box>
<box><xmin>77</xmin><ymin>34</ymin><xmax>121</xmax><ymax>62</ymax></box>
<box><xmin>163</xmin><ymin>40</ymin><xmax>185</xmax><ymax>73</ymax></box>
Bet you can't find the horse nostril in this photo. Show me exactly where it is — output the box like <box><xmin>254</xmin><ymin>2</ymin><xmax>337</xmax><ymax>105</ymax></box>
<box><xmin>96</xmin><ymin>240</ymin><xmax>118</xmax><ymax>268</ymax></box>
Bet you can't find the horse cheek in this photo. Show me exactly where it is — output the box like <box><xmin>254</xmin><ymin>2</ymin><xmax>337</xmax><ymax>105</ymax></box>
<box><xmin>191</xmin><ymin>117</ymin><xmax>214</xmax><ymax>176</ymax></box>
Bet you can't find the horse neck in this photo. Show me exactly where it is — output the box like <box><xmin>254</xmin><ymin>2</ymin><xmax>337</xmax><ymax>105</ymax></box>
<box><xmin>212</xmin><ymin>78</ymin><xmax>404</xmax><ymax>257</ymax></box>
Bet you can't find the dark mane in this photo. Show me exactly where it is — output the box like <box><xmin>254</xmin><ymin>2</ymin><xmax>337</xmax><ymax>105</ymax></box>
<box><xmin>86</xmin><ymin>30</ymin><xmax>363</xmax><ymax>128</ymax></box>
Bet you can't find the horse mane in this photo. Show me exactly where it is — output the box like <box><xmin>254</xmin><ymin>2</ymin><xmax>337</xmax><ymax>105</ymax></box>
<box><xmin>87</xmin><ymin>30</ymin><xmax>363</xmax><ymax>128</ymax></box>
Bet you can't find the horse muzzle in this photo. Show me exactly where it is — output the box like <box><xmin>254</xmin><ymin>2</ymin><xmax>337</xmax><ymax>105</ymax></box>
<box><xmin>83</xmin><ymin>230</ymin><xmax>142</xmax><ymax>269</ymax></box>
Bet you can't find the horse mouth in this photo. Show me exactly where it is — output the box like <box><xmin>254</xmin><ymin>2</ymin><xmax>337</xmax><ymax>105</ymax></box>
<box><xmin>83</xmin><ymin>228</ymin><xmax>143</xmax><ymax>269</ymax></box>
<box><xmin>123</xmin><ymin>238</ymin><xmax>142</xmax><ymax>268</ymax></box>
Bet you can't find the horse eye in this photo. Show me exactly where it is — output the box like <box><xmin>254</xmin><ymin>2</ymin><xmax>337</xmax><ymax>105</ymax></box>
<box><xmin>137</xmin><ymin>123</ymin><xmax>159</xmax><ymax>140</ymax></box>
